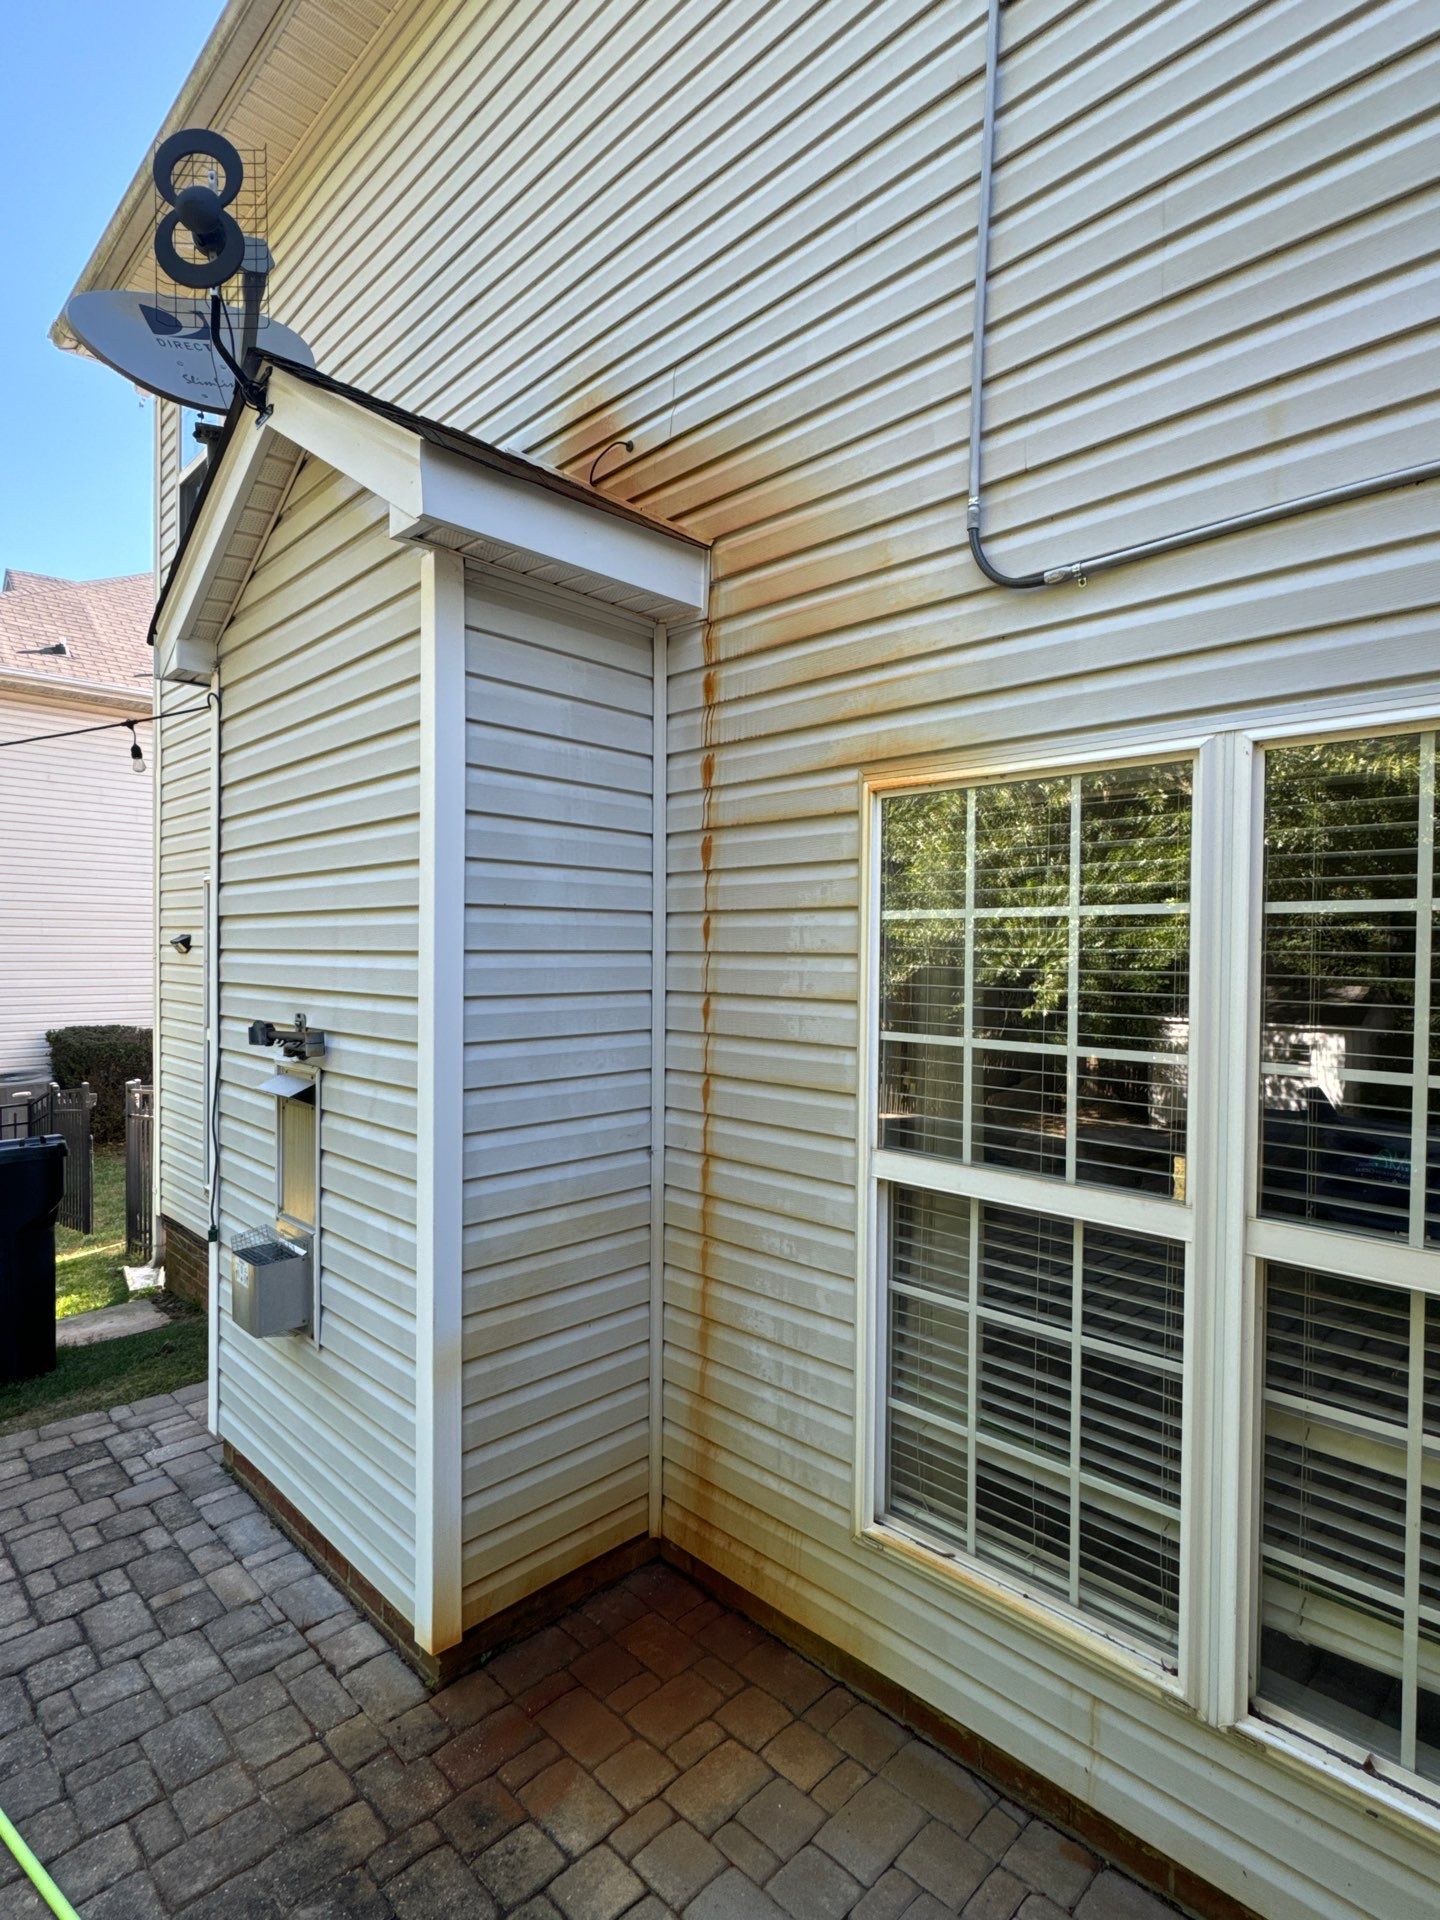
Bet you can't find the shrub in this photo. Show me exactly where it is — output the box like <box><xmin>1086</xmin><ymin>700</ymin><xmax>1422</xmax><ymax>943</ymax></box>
<box><xmin>44</xmin><ymin>1025</ymin><xmax>153</xmax><ymax>1144</ymax></box>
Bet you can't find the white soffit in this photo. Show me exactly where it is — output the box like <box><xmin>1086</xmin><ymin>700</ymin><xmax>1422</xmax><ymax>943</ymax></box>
<box><xmin>154</xmin><ymin>368</ymin><xmax>708</xmax><ymax>679</ymax></box>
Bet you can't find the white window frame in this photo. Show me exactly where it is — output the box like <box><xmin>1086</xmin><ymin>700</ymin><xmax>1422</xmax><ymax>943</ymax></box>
<box><xmin>856</xmin><ymin>705</ymin><xmax>1440</xmax><ymax>1775</ymax></box>
<box><xmin>856</xmin><ymin>731</ymin><xmax>1225</xmax><ymax>1705</ymax></box>
<box><xmin>1230</xmin><ymin>705</ymin><xmax>1440</xmax><ymax>1802</ymax></box>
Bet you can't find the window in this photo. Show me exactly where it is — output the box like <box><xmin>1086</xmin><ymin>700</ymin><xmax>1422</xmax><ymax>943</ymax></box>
<box><xmin>873</xmin><ymin>759</ymin><xmax>1193</xmax><ymax>1658</ymax></box>
<box><xmin>1250</xmin><ymin>728</ymin><xmax>1440</xmax><ymax>1792</ymax></box>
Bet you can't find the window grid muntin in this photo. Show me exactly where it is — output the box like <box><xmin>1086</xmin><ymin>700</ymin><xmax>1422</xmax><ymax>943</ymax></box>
<box><xmin>876</xmin><ymin>757</ymin><xmax>1195</xmax><ymax>1660</ymax></box>
<box><xmin>879</xmin><ymin>764</ymin><xmax>1193</xmax><ymax>1206</ymax></box>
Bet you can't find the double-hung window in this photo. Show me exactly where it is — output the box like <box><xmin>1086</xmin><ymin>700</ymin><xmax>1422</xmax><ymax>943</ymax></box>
<box><xmin>1251</xmin><ymin>730</ymin><xmax>1440</xmax><ymax>1790</ymax></box>
<box><xmin>865</xmin><ymin>720</ymin><xmax>1440</xmax><ymax>1801</ymax></box>
<box><xmin>870</xmin><ymin>758</ymin><xmax>1193</xmax><ymax>1661</ymax></box>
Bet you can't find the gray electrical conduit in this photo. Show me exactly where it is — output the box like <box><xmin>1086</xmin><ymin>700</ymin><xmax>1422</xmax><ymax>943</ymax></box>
<box><xmin>965</xmin><ymin>0</ymin><xmax>1440</xmax><ymax>590</ymax></box>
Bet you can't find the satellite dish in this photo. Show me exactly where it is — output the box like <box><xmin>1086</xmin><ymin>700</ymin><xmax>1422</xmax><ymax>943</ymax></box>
<box><xmin>64</xmin><ymin>289</ymin><xmax>314</xmax><ymax>413</ymax></box>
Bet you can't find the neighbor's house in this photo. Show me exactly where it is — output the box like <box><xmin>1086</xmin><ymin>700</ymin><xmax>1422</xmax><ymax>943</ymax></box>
<box><xmin>55</xmin><ymin>3</ymin><xmax>1440</xmax><ymax>1916</ymax></box>
<box><xmin>0</xmin><ymin>568</ymin><xmax>153</xmax><ymax>1076</ymax></box>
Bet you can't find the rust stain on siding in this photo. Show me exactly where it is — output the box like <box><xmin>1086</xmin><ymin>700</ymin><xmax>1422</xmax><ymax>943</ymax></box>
<box><xmin>695</xmin><ymin>622</ymin><xmax>720</xmax><ymax>1510</ymax></box>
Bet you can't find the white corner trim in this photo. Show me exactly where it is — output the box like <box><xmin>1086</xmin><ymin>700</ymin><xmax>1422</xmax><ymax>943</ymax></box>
<box><xmin>415</xmin><ymin>545</ymin><xmax>467</xmax><ymax>1655</ymax></box>
<box><xmin>648</xmin><ymin>624</ymin><xmax>668</xmax><ymax>1538</ymax></box>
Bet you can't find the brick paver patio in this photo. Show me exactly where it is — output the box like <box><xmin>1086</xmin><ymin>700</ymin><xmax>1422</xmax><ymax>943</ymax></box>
<box><xmin>0</xmin><ymin>1389</ymin><xmax>1182</xmax><ymax>1919</ymax></box>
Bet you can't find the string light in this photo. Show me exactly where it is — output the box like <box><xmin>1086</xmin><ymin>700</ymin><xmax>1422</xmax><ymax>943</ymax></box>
<box><xmin>0</xmin><ymin>696</ymin><xmax>215</xmax><ymax>756</ymax></box>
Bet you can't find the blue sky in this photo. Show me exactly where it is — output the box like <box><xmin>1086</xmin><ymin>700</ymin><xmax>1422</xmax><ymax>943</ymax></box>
<box><xmin>0</xmin><ymin>2</ymin><xmax>222</xmax><ymax>584</ymax></box>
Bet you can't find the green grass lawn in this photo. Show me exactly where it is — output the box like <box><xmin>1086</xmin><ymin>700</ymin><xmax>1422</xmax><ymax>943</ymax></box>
<box><xmin>55</xmin><ymin>1143</ymin><xmax>128</xmax><ymax>1318</ymax></box>
<box><xmin>0</xmin><ymin>1317</ymin><xmax>207</xmax><ymax>1436</ymax></box>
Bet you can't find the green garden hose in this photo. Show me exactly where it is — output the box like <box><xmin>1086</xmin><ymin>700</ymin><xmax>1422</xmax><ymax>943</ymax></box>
<box><xmin>0</xmin><ymin>1805</ymin><xmax>79</xmax><ymax>1920</ymax></box>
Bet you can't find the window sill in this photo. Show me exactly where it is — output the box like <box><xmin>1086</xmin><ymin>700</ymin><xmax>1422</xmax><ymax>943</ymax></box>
<box><xmin>857</xmin><ymin>1519</ymin><xmax>1185</xmax><ymax>1708</ymax></box>
<box><xmin>1233</xmin><ymin>1712</ymin><xmax>1440</xmax><ymax>1845</ymax></box>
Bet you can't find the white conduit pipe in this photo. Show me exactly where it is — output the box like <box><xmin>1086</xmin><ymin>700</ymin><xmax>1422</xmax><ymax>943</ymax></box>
<box><xmin>964</xmin><ymin>0</ymin><xmax>1440</xmax><ymax>590</ymax></box>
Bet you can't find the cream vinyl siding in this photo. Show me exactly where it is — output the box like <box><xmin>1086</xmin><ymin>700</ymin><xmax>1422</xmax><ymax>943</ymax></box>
<box><xmin>155</xmin><ymin>397</ymin><xmax>214</xmax><ymax>1236</ymax></box>
<box><xmin>0</xmin><ymin>685</ymin><xmax>152</xmax><ymax>1076</ymax></box>
<box><xmin>150</xmin><ymin>0</ymin><xmax>1440</xmax><ymax>1910</ymax></box>
<box><xmin>460</xmin><ymin>570</ymin><xmax>654</xmax><ymax>1626</ymax></box>
<box><xmin>214</xmin><ymin>455</ymin><xmax>422</xmax><ymax>1617</ymax></box>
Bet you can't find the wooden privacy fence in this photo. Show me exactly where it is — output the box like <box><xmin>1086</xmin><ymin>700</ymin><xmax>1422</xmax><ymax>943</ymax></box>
<box><xmin>125</xmin><ymin>1081</ymin><xmax>155</xmax><ymax>1264</ymax></box>
<box><xmin>0</xmin><ymin>1081</ymin><xmax>95</xmax><ymax>1232</ymax></box>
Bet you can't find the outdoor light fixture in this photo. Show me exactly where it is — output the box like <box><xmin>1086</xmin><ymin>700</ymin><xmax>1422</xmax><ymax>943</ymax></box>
<box><xmin>169</xmin><ymin>933</ymin><xmax>193</xmax><ymax>954</ymax></box>
<box><xmin>126</xmin><ymin>721</ymin><xmax>145</xmax><ymax>773</ymax></box>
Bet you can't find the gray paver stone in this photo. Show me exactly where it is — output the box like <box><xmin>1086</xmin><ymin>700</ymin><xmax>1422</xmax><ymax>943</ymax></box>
<box><xmin>476</xmin><ymin>1821</ymin><xmax>566</xmax><ymax>1905</ymax></box>
<box><xmin>139</xmin><ymin>1703</ymin><xmax>229</xmax><ymax>1789</ymax></box>
<box><xmin>851</xmin><ymin>1866</ymin><xmax>921</xmax><ymax>1919</ymax></box>
<box><xmin>962</xmin><ymin>1867</ymin><xmax>1030</xmax><ymax>1919</ymax></box>
<box><xmin>664</xmin><ymin>1738</ymin><xmax>772</xmax><ymax>1836</ymax></box>
<box><xmin>172</xmin><ymin>1759</ymin><xmax>257</xmax><ymax>1834</ymax></box>
<box><xmin>1074</xmin><ymin>1868</ymin><xmax>1182</xmax><ymax>1919</ymax></box>
<box><xmin>520</xmin><ymin>1754</ymin><xmax>623</xmax><ymax>1855</ymax></box>
<box><xmin>385</xmin><ymin>1842</ymin><xmax>496</xmax><ymax>1918</ymax></box>
<box><xmin>434</xmin><ymin>1776</ymin><xmax>524</xmax><ymax>1858</ymax></box>
<box><xmin>51</xmin><ymin>1826</ymin><xmax>145</xmax><ymax>1904</ymax></box>
<box><xmin>611</xmin><ymin>1801</ymin><xmax>674</xmax><ymax>1861</ymax></box>
<box><xmin>813</xmin><ymin>1777</ymin><xmax>928</xmax><ymax>1886</ymax></box>
<box><xmin>737</xmin><ymin>1779</ymin><xmax>825</xmax><ymax>1861</ymax></box>
<box><xmin>897</xmin><ymin>1819</ymin><xmax>989</xmax><ymax>1907</ymax></box>
<box><xmin>682</xmin><ymin>1865</ymin><xmax>787</xmax><ymax>1918</ymax></box>
<box><xmin>549</xmin><ymin>1845</ymin><xmax>646</xmax><ymax>1920</ymax></box>
<box><xmin>633</xmin><ymin>1820</ymin><xmax>726</xmax><ymax>1909</ymax></box>
<box><xmin>594</xmin><ymin>1737</ymin><xmax>677</xmax><ymax>1812</ymax></box>
<box><xmin>1003</xmin><ymin>1821</ymin><xmax>1100</xmax><ymax>1908</ymax></box>
<box><xmin>768</xmin><ymin>1844</ymin><xmax>864</xmax><ymax>1920</ymax></box>
<box><xmin>72</xmin><ymin>1758</ymin><xmax>161</xmax><ymax>1836</ymax></box>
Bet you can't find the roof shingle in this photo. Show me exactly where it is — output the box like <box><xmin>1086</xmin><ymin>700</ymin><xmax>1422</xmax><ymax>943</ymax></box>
<box><xmin>0</xmin><ymin>569</ymin><xmax>153</xmax><ymax>694</ymax></box>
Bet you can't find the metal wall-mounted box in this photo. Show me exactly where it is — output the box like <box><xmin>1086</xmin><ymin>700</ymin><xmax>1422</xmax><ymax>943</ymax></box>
<box><xmin>231</xmin><ymin>1225</ymin><xmax>312</xmax><ymax>1336</ymax></box>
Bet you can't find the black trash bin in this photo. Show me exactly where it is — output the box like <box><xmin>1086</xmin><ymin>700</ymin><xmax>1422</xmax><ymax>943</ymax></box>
<box><xmin>0</xmin><ymin>1135</ymin><xmax>68</xmax><ymax>1387</ymax></box>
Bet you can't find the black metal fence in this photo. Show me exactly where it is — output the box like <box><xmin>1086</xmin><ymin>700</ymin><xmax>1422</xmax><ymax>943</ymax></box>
<box><xmin>125</xmin><ymin>1081</ymin><xmax>155</xmax><ymax>1264</ymax></box>
<box><xmin>0</xmin><ymin>1081</ymin><xmax>93</xmax><ymax>1231</ymax></box>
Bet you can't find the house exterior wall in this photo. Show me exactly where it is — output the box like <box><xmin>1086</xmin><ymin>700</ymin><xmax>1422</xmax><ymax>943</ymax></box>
<box><xmin>154</xmin><ymin>399</ymin><xmax>214</xmax><ymax>1241</ymax></box>
<box><xmin>460</xmin><ymin>568</ymin><xmax>656</xmax><ymax>1627</ymax></box>
<box><xmin>213</xmin><ymin>453</ymin><xmax>423</xmax><ymax>1620</ymax></box>
<box><xmin>149</xmin><ymin>0</ymin><xmax>1440</xmax><ymax>1912</ymax></box>
<box><xmin>0</xmin><ymin>682</ymin><xmax>152</xmax><ymax>1076</ymax></box>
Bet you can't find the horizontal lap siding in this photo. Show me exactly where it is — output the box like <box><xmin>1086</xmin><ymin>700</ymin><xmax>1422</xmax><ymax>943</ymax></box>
<box><xmin>0</xmin><ymin>688</ymin><xmax>152</xmax><ymax>1076</ymax></box>
<box><xmin>163</xmin><ymin>0</ymin><xmax>1440</xmax><ymax>1910</ymax></box>
<box><xmin>461</xmin><ymin>573</ymin><xmax>653</xmax><ymax>1625</ymax></box>
<box><xmin>155</xmin><ymin>398</ymin><xmax>211</xmax><ymax>1236</ymax></box>
<box><xmin>215</xmin><ymin>457</ymin><xmax>422</xmax><ymax>1619</ymax></box>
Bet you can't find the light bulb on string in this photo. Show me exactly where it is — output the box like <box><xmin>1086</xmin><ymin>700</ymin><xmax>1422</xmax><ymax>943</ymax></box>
<box><xmin>127</xmin><ymin>721</ymin><xmax>146</xmax><ymax>774</ymax></box>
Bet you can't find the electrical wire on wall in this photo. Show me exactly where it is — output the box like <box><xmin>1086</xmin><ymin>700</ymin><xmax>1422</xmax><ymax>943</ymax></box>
<box><xmin>965</xmin><ymin>0</ymin><xmax>1440</xmax><ymax>589</ymax></box>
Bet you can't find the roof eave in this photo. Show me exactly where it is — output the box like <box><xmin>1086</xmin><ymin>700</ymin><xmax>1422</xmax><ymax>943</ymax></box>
<box><xmin>50</xmin><ymin>0</ymin><xmax>290</xmax><ymax>352</ymax></box>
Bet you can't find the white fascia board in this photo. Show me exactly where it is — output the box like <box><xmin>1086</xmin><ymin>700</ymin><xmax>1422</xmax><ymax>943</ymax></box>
<box><xmin>152</xmin><ymin>413</ymin><xmax>282</xmax><ymax>685</ymax></box>
<box><xmin>266</xmin><ymin>368</ymin><xmax>425</xmax><ymax>519</ymax></box>
<box><xmin>415</xmin><ymin>441</ymin><xmax>709</xmax><ymax>617</ymax></box>
<box><xmin>0</xmin><ymin>670</ymin><xmax>150</xmax><ymax>712</ymax></box>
